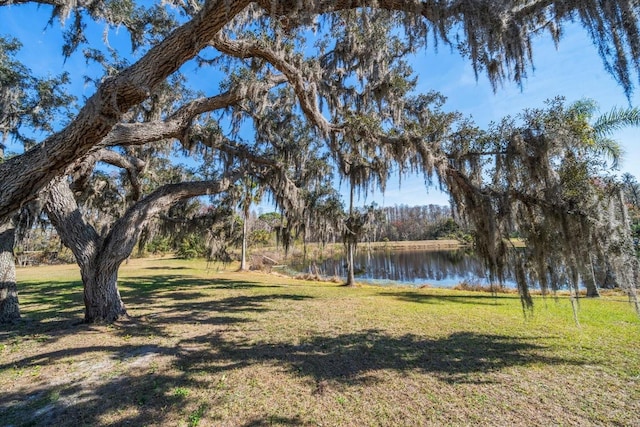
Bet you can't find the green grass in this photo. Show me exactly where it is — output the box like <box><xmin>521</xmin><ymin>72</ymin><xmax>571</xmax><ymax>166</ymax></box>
<box><xmin>1</xmin><ymin>257</ymin><xmax>639</xmax><ymax>426</ymax></box>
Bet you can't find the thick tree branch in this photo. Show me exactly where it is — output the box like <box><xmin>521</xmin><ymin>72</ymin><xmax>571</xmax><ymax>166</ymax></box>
<box><xmin>102</xmin><ymin>171</ymin><xmax>243</xmax><ymax>264</ymax></box>
<box><xmin>69</xmin><ymin>149</ymin><xmax>146</xmax><ymax>200</ymax></box>
<box><xmin>45</xmin><ymin>167</ymin><xmax>244</xmax><ymax>271</ymax></box>
<box><xmin>43</xmin><ymin>177</ymin><xmax>102</xmax><ymax>270</ymax></box>
<box><xmin>101</xmin><ymin>75</ymin><xmax>287</xmax><ymax>148</ymax></box>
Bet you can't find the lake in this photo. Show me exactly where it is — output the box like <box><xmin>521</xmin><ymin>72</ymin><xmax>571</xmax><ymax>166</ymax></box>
<box><xmin>291</xmin><ymin>248</ymin><xmax>508</xmax><ymax>288</ymax></box>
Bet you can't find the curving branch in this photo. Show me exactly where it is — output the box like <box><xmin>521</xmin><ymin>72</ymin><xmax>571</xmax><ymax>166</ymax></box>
<box><xmin>46</xmin><ymin>168</ymin><xmax>243</xmax><ymax>266</ymax></box>
<box><xmin>211</xmin><ymin>34</ymin><xmax>338</xmax><ymax>136</ymax></box>
<box><xmin>100</xmin><ymin>75</ymin><xmax>287</xmax><ymax>148</ymax></box>
<box><xmin>102</xmin><ymin>172</ymin><xmax>242</xmax><ymax>264</ymax></box>
<box><xmin>69</xmin><ymin>149</ymin><xmax>147</xmax><ymax>200</ymax></box>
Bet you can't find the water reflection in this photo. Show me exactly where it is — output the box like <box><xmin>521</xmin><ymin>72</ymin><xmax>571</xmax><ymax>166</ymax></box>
<box><xmin>293</xmin><ymin>249</ymin><xmax>505</xmax><ymax>287</ymax></box>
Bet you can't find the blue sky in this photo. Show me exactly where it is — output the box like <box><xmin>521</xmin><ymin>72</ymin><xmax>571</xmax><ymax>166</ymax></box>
<box><xmin>2</xmin><ymin>6</ymin><xmax>639</xmax><ymax>209</ymax></box>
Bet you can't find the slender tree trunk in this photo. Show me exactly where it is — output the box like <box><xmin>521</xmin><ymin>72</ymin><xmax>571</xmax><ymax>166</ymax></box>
<box><xmin>240</xmin><ymin>213</ymin><xmax>248</xmax><ymax>271</ymax></box>
<box><xmin>345</xmin><ymin>241</ymin><xmax>356</xmax><ymax>287</ymax></box>
<box><xmin>0</xmin><ymin>218</ymin><xmax>20</xmax><ymax>323</ymax></box>
<box><xmin>345</xmin><ymin>178</ymin><xmax>356</xmax><ymax>287</ymax></box>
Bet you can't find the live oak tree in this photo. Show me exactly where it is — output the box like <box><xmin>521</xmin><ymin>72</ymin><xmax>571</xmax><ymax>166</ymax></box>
<box><xmin>39</xmin><ymin>65</ymin><xmax>332</xmax><ymax>322</ymax></box>
<box><xmin>15</xmin><ymin>58</ymin><xmax>285</xmax><ymax>323</ymax></box>
<box><xmin>1</xmin><ymin>0</ymin><xmax>640</xmax><ymax>322</ymax></box>
<box><xmin>44</xmin><ymin>169</ymin><xmax>242</xmax><ymax>322</ymax></box>
<box><xmin>38</xmin><ymin>75</ymin><xmax>290</xmax><ymax>322</ymax></box>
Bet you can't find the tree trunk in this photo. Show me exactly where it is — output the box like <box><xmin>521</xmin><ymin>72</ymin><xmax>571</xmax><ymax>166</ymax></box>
<box><xmin>0</xmin><ymin>219</ymin><xmax>20</xmax><ymax>323</ymax></box>
<box><xmin>345</xmin><ymin>177</ymin><xmax>356</xmax><ymax>287</ymax></box>
<box><xmin>345</xmin><ymin>241</ymin><xmax>356</xmax><ymax>287</ymax></box>
<box><xmin>45</xmin><ymin>178</ymin><xmax>127</xmax><ymax>323</ymax></box>
<box><xmin>240</xmin><ymin>208</ymin><xmax>249</xmax><ymax>271</ymax></box>
<box><xmin>583</xmin><ymin>261</ymin><xmax>600</xmax><ymax>298</ymax></box>
<box><xmin>81</xmin><ymin>261</ymin><xmax>127</xmax><ymax>323</ymax></box>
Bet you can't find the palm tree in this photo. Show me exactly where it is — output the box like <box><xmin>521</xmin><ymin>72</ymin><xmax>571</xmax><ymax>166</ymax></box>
<box><xmin>571</xmin><ymin>99</ymin><xmax>640</xmax><ymax>167</ymax></box>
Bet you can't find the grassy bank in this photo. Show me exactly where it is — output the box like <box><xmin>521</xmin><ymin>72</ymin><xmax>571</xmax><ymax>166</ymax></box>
<box><xmin>1</xmin><ymin>257</ymin><xmax>639</xmax><ymax>426</ymax></box>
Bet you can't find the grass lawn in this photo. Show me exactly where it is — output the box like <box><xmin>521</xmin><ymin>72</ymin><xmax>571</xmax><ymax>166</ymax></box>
<box><xmin>1</xmin><ymin>257</ymin><xmax>639</xmax><ymax>426</ymax></box>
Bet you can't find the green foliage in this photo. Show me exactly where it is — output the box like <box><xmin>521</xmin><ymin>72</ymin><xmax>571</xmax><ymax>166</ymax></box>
<box><xmin>0</xmin><ymin>36</ymin><xmax>75</xmax><ymax>146</ymax></box>
<box><xmin>146</xmin><ymin>236</ymin><xmax>172</xmax><ymax>255</ymax></box>
<box><xmin>175</xmin><ymin>234</ymin><xmax>207</xmax><ymax>259</ymax></box>
<box><xmin>250</xmin><ymin>229</ymin><xmax>272</xmax><ymax>246</ymax></box>
<box><xmin>431</xmin><ymin>218</ymin><xmax>464</xmax><ymax>240</ymax></box>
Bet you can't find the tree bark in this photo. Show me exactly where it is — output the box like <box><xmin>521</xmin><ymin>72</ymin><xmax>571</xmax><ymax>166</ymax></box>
<box><xmin>44</xmin><ymin>178</ymin><xmax>125</xmax><ymax>323</ymax></box>
<box><xmin>345</xmin><ymin>241</ymin><xmax>356</xmax><ymax>287</ymax></box>
<box><xmin>0</xmin><ymin>218</ymin><xmax>20</xmax><ymax>323</ymax></box>
<box><xmin>80</xmin><ymin>260</ymin><xmax>127</xmax><ymax>323</ymax></box>
<box><xmin>240</xmin><ymin>211</ymin><xmax>248</xmax><ymax>271</ymax></box>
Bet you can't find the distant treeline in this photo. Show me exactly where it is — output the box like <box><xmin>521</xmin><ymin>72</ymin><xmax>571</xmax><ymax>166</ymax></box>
<box><xmin>251</xmin><ymin>204</ymin><xmax>466</xmax><ymax>245</ymax></box>
<box><xmin>373</xmin><ymin>204</ymin><xmax>462</xmax><ymax>242</ymax></box>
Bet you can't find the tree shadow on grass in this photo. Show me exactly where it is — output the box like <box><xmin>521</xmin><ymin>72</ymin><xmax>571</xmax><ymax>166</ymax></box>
<box><xmin>116</xmin><ymin>293</ymin><xmax>314</xmax><ymax>339</ymax></box>
<box><xmin>118</xmin><ymin>275</ymin><xmax>284</xmax><ymax>311</ymax></box>
<box><xmin>0</xmin><ymin>291</ymin><xmax>316</xmax><ymax>373</ymax></box>
<box><xmin>0</xmin><ymin>353</ymin><xmax>208</xmax><ymax>427</ymax></box>
<box><xmin>3</xmin><ymin>273</ymin><xmax>311</xmax><ymax>352</ymax></box>
<box><xmin>5</xmin><ymin>273</ymin><xmax>285</xmax><ymax>330</ymax></box>
<box><xmin>120</xmin><ymin>275</ymin><xmax>281</xmax><ymax>296</ymax></box>
<box><xmin>0</xmin><ymin>329</ymin><xmax>583</xmax><ymax>427</ymax></box>
<box><xmin>378</xmin><ymin>290</ymin><xmax>516</xmax><ymax>306</ymax></box>
<box><xmin>183</xmin><ymin>329</ymin><xmax>581</xmax><ymax>386</ymax></box>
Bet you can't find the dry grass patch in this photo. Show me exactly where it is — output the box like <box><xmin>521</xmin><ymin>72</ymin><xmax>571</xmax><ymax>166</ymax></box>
<box><xmin>1</xmin><ymin>257</ymin><xmax>639</xmax><ymax>426</ymax></box>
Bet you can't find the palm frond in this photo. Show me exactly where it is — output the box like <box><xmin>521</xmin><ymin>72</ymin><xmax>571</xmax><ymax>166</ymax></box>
<box><xmin>570</xmin><ymin>98</ymin><xmax>599</xmax><ymax>119</ymax></box>
<box><xmin>595</xmin><ymin>136</ymin><xmax>624</xmax><ymax>168</ymax></box>
<box><xmin>592</xmin><ymin>106</ymin><xmax>640</xmax><ymax>137</ymax></box>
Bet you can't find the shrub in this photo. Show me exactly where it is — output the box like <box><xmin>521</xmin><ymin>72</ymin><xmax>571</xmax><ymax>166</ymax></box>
<box><xmin>176</xmin><ymin>234</ymin><xmax>207</xmax><ymax>259</ymax></box>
